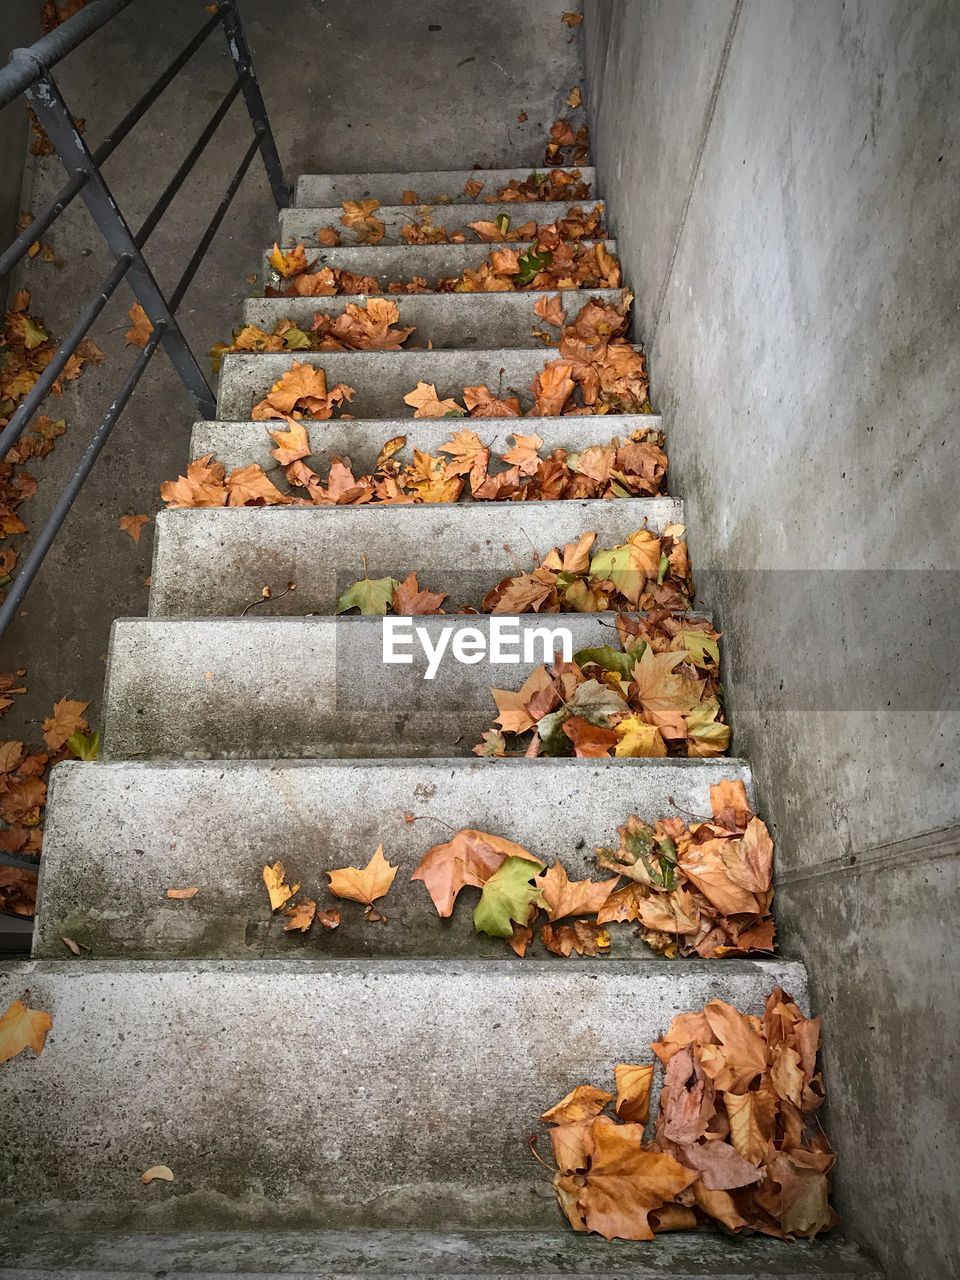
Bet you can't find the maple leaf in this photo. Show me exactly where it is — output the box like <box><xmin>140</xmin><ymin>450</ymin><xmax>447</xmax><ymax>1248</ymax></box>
<box><xmin>252</xmin><ymin>361</ymin><xmax>355</xmax><ymax>421</ymax></box>
<box><xmin>501</xmin><ymin>431</ymin><xmax>544</xmax><ymax>475</ymax></box>
<box><xmin>532</xmin><ymin>361</ymin><xmax>576</xmax><ymax>414</ymax></box>
<box><xmin>269</xmin><ymin>242</ymin><xmax>312</xmax><ymax>277</ymax></box>
<box><xmin>262</xmin><ymin>861</ymin><xmax>300</xmax><ymax>911</ymax></box>
<box><xmin>412</xmin><ymin>829</ymin><xmax>541</xmax><ymax>917</ymax></box>
<box><xmin>463</xmin><ymin>385</ymin><xmax>521</xmax><ymax>418</ymax></box>
<box><xmin>392</xmin><ymin>571</ymin><xmax>446</xmax><ymax>616</ymax></box>
<box><xmin>698</xmin><ymin>1000</ymin><xmax>768</xmax><ymax>1091</ymax></box>
<box><xmin>283</xmin><ymin>899</ymin><xmax>317</xmax><ymax>932</ymax></box>
<box><xmin>541</xmin><ymin>918</ymin><xmax>611</xmax><ymax>956</ymax></box>
<box><xmin>710</xmin><ymin>779</ymin><xmax>752</xmax><ymax>831</ymax></box>
<box><xmin>335</xmin><ymin>575</ymin><xmax>400</xmax><ymax>616</ymax></box>
<box><xmin>614</xmin><ymin>1063</ymin><xmax>654</xmax><ymax>1125</ymax></box>
<box><xmin>269</xmin><ymin>420</ymin><xmax>312</xmax><ymax>466</ymax></box>
<box><xmin>42</xmin><ymin>698</ymin><xmax>89</xmax><ymax>751</ymax></box>
<box><xmin>537</xmin><ymin>861</ymin><xmax>620</xmax><ymax>920</ymax></box>
<box><xmin>562</xmin><ymin>716</ymin><xmax>618</xmax><ymax>757</ymax></box>
<box><xmin>159</xmin><ymin>454</ymin><xmax>228</xmax><ymax>508</ymax></box>
<box><xmin>614</xmin><ymin>717</ymin><xmax>668</xmax><ymax>759</ymax></box>
<box><xmin>124</xmin><ymin>303</ymin><xmax>153</xmax><ymax>348</ymax></box>
<box><xmin>542</xmin><ymin>1084</ymin><xmax>612</xmax><ymax>1124</ymax></box>
<box><xmin>534</xmin><ymin>293</ymin><xmax>567</xmax><ymax>328</ymax></box>
<box><xmin>0</xmin><ymin>998</ymin><xmax>52</xmax><ymax>1064</ymax></box>
<box><xmin>225</xmin><ymin>464</ymin><xmax>291</xmax><ymax>507</ymax></box>
<box><xmin>437</xmin><ymin>429</ymin><xmax>490</xmax><ymax>482</ymax></box>
<box><xmin>473</xmin><ymin>855</ymin><xmax>545</xmax><ymax>938</ymax></box>
<box><xmin>491</xmin><ymin>667</ymin><xmax>555</xmax><ymax>734</ymax></box>
<box><xmin>340</xmin><ymin>199</ymin><xmax>386</xmax><ymax>243</ymax></box>
<box><xmin>327</xmin><ymin>845</ymin><xmax>398</xmax><ymax>919</ymax></box>
<box><xmin>119</xmin><ymin>513</ymin><xmax>149</xmax><ymax>543</ymax></box>
<box><xmin>562</xmin><ymin>11</ymin><xmax>583</xmax><ymax>25</ymax></box>
<box><xmin>403</xmin><ymin>381</ymin><xmax>465</xmax><ymax>418</ymax></box>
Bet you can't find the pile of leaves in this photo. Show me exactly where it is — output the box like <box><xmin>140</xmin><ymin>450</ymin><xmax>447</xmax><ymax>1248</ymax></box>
<box><xmin>1</xmin><ymin>291</ymin><xmax>102</xmax><ymax>601</ymax></box>
<box><xmin>545</xmin><ymin>116</ymin><xmax>590</xmax><ymax>167</ymax></box>
<box><xmin>538</xmin><ymin>986</ymin><xmax>836</xmax><ymax>1240</ymax></box>
<box><xmin>261</xmin><ymin>846</ymin><xmax>397</xmax><ymax>932</ymax></box>
<box><xmin>476</xmin><ymin>608</ymin><xmax>728</xmax><ymax>761</ymax></box>
<box><xmin>333</xmin><ymin>526</ymin><xmax>694</xmax><ymax>621</ymax></box>
<box><xmin>467</xmin><ymin>168</ymin><xmax>592</xmax><ymax>203</ymax></box>
<box><xmin>161</xmin><ymin>424</ymin><xmax>667</xmax><ymax>512</ymax></box>
<box><xmin>0</xmin><ymin>692</ymin><xmax>98</xmax><ymax>919</ymax></box>
<box><xmin>311</xmin><ymin>199</ymin><xmax>605</xmax><ymax>250</ymax></box>
<box><xmin>210</xmin><ymin>298</ymin><xmax>415</xmax><ymax>370</ymax></box>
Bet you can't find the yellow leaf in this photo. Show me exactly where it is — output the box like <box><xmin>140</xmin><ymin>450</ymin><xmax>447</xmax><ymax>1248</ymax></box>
<box><xmin>327</xmin><ymin>844</ymin><xmax>398</xmax><ymax>908</ymax></box>
<box><xmin>262</xmin><ymin>861</ymin><xmax>300</xmax><ymax>911</ymax></box>
<box><xmin>614</xmin><ymin>717</ymin><xmax>667</xmax><ymax>758</ymax></box>
<box><xmin>0</xmin><ymin>998</ymin><xmax>52</xmax><ymax>1064</ymax></box>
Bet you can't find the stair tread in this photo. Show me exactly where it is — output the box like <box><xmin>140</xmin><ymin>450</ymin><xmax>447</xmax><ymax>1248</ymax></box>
<box><xmin>37</xmin><ymin>757</ymin><xmax>748</xmax><ymax>960</ymax></box>
<box><xmin>280</xmin><ymin>200</ymin><xmax>604</xmax><ymax>246</ymax></box>
<box><xmin>241</xmin><ymin>287</ymin><xmax>624</xmax><ymax>349</ymax></box>
<box><xmin>0</xmin><ymin>958</ymin><xmax>806</xmax><ymax>1234</ymax></box>
<box><xmin>215</xmin><ymin>347</ymin><xmax>641</xmax><ymax>420</ymax></box>
<box><xmin>0</xmin><ymin>1226</ymin><xmax>882</xmax><ymax>1277</ymax></box>
<box><xmin>189</xmin><ymin>411</ymin><xmax>662</xmax><ymax>476</ymax></box>
<box><xmin>148</xmin><ymin>498</ymin><xmax>683</xmax><ymax>617</ymax></box>
<box><xmin>296</xmin><ymin>167</ymin><xmax>597</xmax><ymax>206</ymax></box>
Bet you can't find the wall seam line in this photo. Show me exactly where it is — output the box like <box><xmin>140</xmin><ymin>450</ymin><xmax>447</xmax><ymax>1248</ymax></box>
<box><xmin>649</xmin><ymin>0</ymin><xmax>745</xmax><ymax>346</ymax></box>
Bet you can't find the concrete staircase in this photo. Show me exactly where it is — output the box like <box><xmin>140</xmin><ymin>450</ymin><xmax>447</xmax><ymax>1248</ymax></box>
<box><xmin>0</xmin><ymin>167</ymin><xmax>881</xmax><ymax>1278</ymax></box>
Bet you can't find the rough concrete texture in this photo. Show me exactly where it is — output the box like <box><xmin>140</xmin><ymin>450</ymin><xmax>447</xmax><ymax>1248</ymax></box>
<box><xmin>0</xmin><ymin>1228</ymin><xmax>883</xmax><ymax>1279</ymax></box>
<box><xmin>260</xmin><ymin>238</ymin><xmax>617</xmax><ymax>289</ymax></box>
<box><xmin>190</xmin><ymin>411</ymin><xmax>662</xmax><ymax>477</ymax></box>
<box><xmin>0</xmin><ymin>0</ymin><xmax>586</xmax><ymax>754</ymax></box>
<box><xmin>216</xmin><ymin>346</ymin><xmax>638</xmax><ymax>419</ymax></box>
<box><xmin>297</xmin><ymin>166</ymin><xmax>597</xmax><ymax>207</ymax></box>
<box><xmin>148</xmin><ymin>498</ymin><xmax>684</xmax><ymax>616</ymax></box>
<box><xmin>279</xmin><ymin>200</ymin><xmax>605</xmax><ymax>246</ymax></box>
<box><xmin>100</xmin><ymin>612</ymin><xmax>712</xmax><ymax>761</ymax></box>
<box><xmin>34</xmin><ymin>758</ymin><xmax>751</xmax><ymax>960</ymax></box>
<box><xmin>0</xmin><ymin>0</ymin><xmax>37</xmax><ymax>311</ymax></box>
<box><xmin>0</xmin><ymin>958</ymin><xmax>805</xmax><ymax>1232</ymax></box>
<box><xmin>242</xmin><ymin>288</ymin><xmax>624</xmax><ymax>349</ymax></box>
<box><xmin>583</xmin><ymin>0</ymin><xmax>960</xmax><ymax>1273</ymax></box>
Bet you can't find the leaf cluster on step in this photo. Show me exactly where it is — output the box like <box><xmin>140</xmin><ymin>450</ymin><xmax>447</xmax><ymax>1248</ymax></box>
<box><xmin>538</xmin><ymin>985</ymin><xmax>835</xmax><ymax>1240</ymax></box>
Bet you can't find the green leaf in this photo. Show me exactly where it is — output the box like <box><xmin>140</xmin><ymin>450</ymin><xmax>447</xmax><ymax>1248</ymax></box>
<box><xmin>677</xmin><ymin>629</ymin><xmax>720</xmax><ymax>669</ymax></box>
<box><xmin>21</xmin><ymin>316</ymin><xmax>48</xmax><ymax>350</ymax></box>
<box><xmin>495</xmin><ymin>213</ymin><xmax>511</xmax><ymax>235</ymax></box>
<box><xmin>516</xmin><ymin>248</ymin><xmax>552</xmax><ymax>285</ymax></box>
<box><xmin>282</xmin><ymin>326</ymin><xmax>312</xmax><ymax>351</ymax></box>
<box><xmin>473</xmin><ymin>855</ymin><xmax>545</xmax><ymax>938</ymax></box>
<box><xmin>684</xmin><ymin>699</ymin><xmax>731</xmax><ymax>752</ymax></box>
<box><xmin>335</xmin><ymin>576</ymin><xmax>400</xmax><ymax>616</ymax></box>
<box><xmin>67</xmin><ymin>730</ymin><xmax>99</xmax><ymax>761</ymax></box>
<box><xmin>537</xmin><ymin>708</ymin><xmax>574</xmax><ymax>756</ymax></box>
<box><xmin>656</xmin><ymin>552</ymin><xmax>670</xmax><ymax>585</ymax></box>
<box><xmin>573</xmin><ymin>645</ymin><xmax>638</xmax><ymax>682</ymax></box>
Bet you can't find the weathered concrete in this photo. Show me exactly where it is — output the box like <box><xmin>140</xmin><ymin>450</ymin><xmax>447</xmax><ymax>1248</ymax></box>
<box><xmin>241</xmin><ymin>288</ymin><xmax>624</xmax><ymax>349</ymax></box>
<box><xmin>297</xmin><ymin>166</ymin><xmax>597</xmax><ymax>207</ymax></box>
<box><xmin>100</xmin><ymin>613</ymin><xmax>711</xmax><ymax>762</ymax></box>
<box><xmin>35</xmin><ymin>758</ymin><xmax>750</xmax><ymax>960</ymax></box>
<box><xmin>0</xmin><ymin>1226</ymin><xmax>883</xmax><ymax>1279</ymax></box>
<box><xmin>149</xmin><ymin>498</ymin><xmax>684</xmax><ymax>617</ymax></box>
<box><xmin>0</xmin><ymin>0</ymin><xmax>36</xmax><ymax>312</ymax></box>
<box><xmin>261</xmin><ymin>238</ymin><xmax>618</xmax><ymax>290</ymax></box>
<box><xmin>0</xmin><ymin>958</ymin><xmax>806</xmax><ymax>1232</ymax></box>
<box><xmin>583</xmin><ymin>0</ymin><xmax>960</xmax><ymax>1273</ymax></box>
<box><xmin>279</xmin><ymin>201</ymin><xmax>605</xmax><ymax>247</ymax></box>
<box><xmin>216</xmin><ymin>346</ymin><xmax>640</xmax><ymax>420</ymax></box>
<box><xmin>190</xmin><ymin>411</ymin><xmax>662</xmax><ymax>477</ymax></box>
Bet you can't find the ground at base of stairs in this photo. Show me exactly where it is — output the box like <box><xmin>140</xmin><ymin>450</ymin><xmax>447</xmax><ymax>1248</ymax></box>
<box><xmin>0</xmin><ymin>1227</ymin><xmax>883</xmax><ymax>1278</ymax></box>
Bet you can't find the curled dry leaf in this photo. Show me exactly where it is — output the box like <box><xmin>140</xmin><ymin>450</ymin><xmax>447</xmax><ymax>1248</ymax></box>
<box><xmin>141</xmin><ymin>1165</ymin><xmax>175</xmax><ymax>1185</ymax></box>
<box><xmin>124</xmin><ymin>303</ymin><xmax>153</xmax><ymax>348</ymax></box>
<box><xmin>166</xmin><ymin>886</ymin><xmax>199</xmax><ymax>900</ymax></box>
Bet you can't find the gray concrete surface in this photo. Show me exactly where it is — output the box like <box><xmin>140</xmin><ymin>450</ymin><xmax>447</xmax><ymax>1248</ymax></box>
<box><xmin>297</xmin><ymin>166</ymin><xmax>597</xmax><ymax>206</ymax></box>
<box><xmin>100</xmin><ymin>613</ymin><xmax>708</xmax><ymax>761</ymax></box>
<box><xmin>0</xmin><ymin>0</ymin><xmax>586</xmax><ymax>750</ymax></box>
<box><xmin>583</xmin><ymin>0</ymin><xmax>960</xmax><ymax>1273</ymax></box>
<box><xmin>190</xmin><ymin>410</ymin><xmax>662</xmax><ymax>476</ymax></box>
<box><xmin>0</xmin><ymin>957</ymin><xmax>805</xmax><ymax>1231</ymax></box>
<box><xmin>149</xmin><ymin>498</ymin><xmax>684</xmax><ymax>616</ymax></box>
<box><xmin>0</xmin><ymin>0</ymin><xmax>36</xmax><ymax>312</ymax></box>
<box><xmin>279</xmin><ymin>200</ymin><xmax>605</xmax><ymax>246</ymax></box>
<box><xmin>216</xmin><ymin>346</ymin><xmax>641</xmax><ymax>420</ymax></box>
<box><xmin>0</xmin><ymin>1227</ymin><xmax>884</xmax><ymax>1279</ymax></box>
<box><xmin>261</xmin><ymin>237</ymin><xmax>617</xmax><ymax>288</ymax></box>
<box><xmin>34</xmin><ymin>757</ymin><xmax>751</xmax><ymax>959</ymax></box>
<box><xmin>242</xmin><ymin>288</ymin><xmax>624</xmax><ymax>349</ymax></box>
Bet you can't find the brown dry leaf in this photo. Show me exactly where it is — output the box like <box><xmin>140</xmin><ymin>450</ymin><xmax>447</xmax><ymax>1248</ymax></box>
<box><xmin>413</xmin><ymin>829</ymin><xmax>541</xmax><ymax>918</ymax></box>
<box><xmin>0</xmin><ymin>998</ymin><xmax>52</xmax><ymax>1064</ymax></box>
<box><xmin>340</xmin><ymin>200</ymin><xmax>386</xmax><ymax>244</ymax></box>
<box><xmin>537</xmin><ymin>862</ymin><xmax>620</xmax><ymax>921</ymax></box>
<box><xmin>542</xmin><ymin>1084</ymin><xmax>613</xmax><ymax>1124</ymax></box>
<box><xmin>392</xmin><ymin>571</ymin><xmax>447</xmax><ymax>616</ymax></box>
<box><xmin>166</xmin><ymin>887</ymin><xmax>198</xmax><ymax>900</ymax></box>
<box><xmin>317</xmin><ymin>908</ymin><xmax>341</xmax><ymax>930</ymax></box>
<box><xmin>42</xmin><ymin>698</ymin><xmax>89</xmax><ymax>751</ymax></box>
<box><xmin>269</xmin><ymin>242</ymin><xmax>312</xmax><ymax>277</ymax></box>
<box><xmin>566</xmin><ymin>86</ymin><xmax>583</xmax><ymax>108</ymax></box>
<box><xmin>252</xmin><ymin>361</ymin><xmax>354</xmax><ymax>421</ymax></box>
<box><xmin>327</xmin><ymin>844</ymin><xmax>398</xmax><ymax>913</ymax></box>
<box><xmin>464</xmin><ymin>178</ymin><xmax>485</xmax><ymax>198</ymax></box>
<box><xmin>283</xmin><ymin>899</ymin><xmax>317</xmax><ymax>932</ymax></box>
<box><xmin>125</xmin><ymin>303</ymin><xmax>154</xmax><ymax>348</ymax></box>
<box><xmin>562</xmin><ymin>11</ymin><xmax>583</xmax><ymax>25</ymax></box>
<box><xmin>268</xmin><ymin>420</ymin><xmax>311</xmax><ymax>466</ymax></box>
<box><xmin>262</xmin><ymin>861</ymin><xmax>300</xmax><ymax>911</ymax></box>
<box><xmin>491</xmin><ymin>667</ymin><xmax>555</xmax><ymax>734</ymax></box>
<box><xmin>119</xmin><ymin>513</ymin><xmax>149</xmax><ymax>543</ymax></box>
<box><xmin>534</xmin><ymin>293</ymin><xmax>567</xmax><ymax>329</ymax></box>
<box><xmin>541</xmin><ymin>918</ymin><xmax>611</xmax><ymax>957</ymax></box>
<box><xmin>317</xmin><ymin>227</ymin><xmax>341</xmax><ymax>247</ymax></box>
<box><xmin>614</xmin><ymin>1063</ymin><xmax>655</xmax><ymax>1124</ymax></box>
<box><xmin>403</xmin><ymin>381</ymin><xmax>464</xmax><ymax>418</ymax></box>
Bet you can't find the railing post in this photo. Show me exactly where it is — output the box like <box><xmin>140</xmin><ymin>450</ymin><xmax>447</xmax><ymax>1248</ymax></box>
<box><xmin>19</xmin><ymin>56</ymin><xmax>217</xmax><ymax>419</ymax></box>
<box><xmin>216</xmin><ymin>0</ymin><xmax>291</xmax><ymax>209</ymax></box>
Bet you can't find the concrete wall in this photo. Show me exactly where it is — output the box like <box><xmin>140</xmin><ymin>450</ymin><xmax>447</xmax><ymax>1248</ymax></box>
<box><xmin>0</xmin><ymin>0</ymin><xmax>36</xmax><ymax>312</ymax></box>
<box><xmin>584</xmin><ymin>1</ymin><xmax>959</xmax><ymax>1275</ymax></box>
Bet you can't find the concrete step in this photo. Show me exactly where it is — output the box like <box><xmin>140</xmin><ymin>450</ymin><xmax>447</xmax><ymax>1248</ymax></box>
<box><xmin>242</xmin><ymin>288</ymin><xmax>624</xmax><ymax>349</ymax></box>
<box><xmin>216</xmin><ymin>347</ymin><xmax>641</xmax><ymax>420</ymax></box>
<box><xmin>296</xmin><ymin>167</ymin><xmax>597</xmax><ymax>206</ymax></box>
<box><xmin>280</xmin><ymin>201</ymin><xmax>605</xmax><ymax>247</ymax></box>
<box><xmin>36</xmin><ymin>758</ymin><xmax>750</xmax><ymax>960</ymax></box>
<box><xmin>262</xmin><ymin>238</ymin><xmax>617</xmax><ymax>290</ymax></box>
<box><xmin>101</xmin><ymin>613</ymin><xmax>708</xmax><ymax>762</ymax></box>
<box><xmin>0</xmin><ymin>957</ymin><xmax>807</xmax><ymax>1234</ymax></box>
<box><xmin>190</xmin><ymin>412</ymin><xmax>663</xmax><ymax>478</ymax></box>
<box><xmin>149</xmin><ymin>498</ymin><xmax>683</xmax><ymax>617</ymax></box>
<box><xmin>0</xmin><ymin>1226</ymin><xmax>883</xmax><ymax>1278</ymax></box>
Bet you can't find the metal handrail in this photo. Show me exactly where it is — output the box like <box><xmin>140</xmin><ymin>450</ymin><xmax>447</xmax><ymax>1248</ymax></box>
<box><xmin>0</xmin><ymin>0</ymin><xmax>290</xmax><ymax>886</ymax></box>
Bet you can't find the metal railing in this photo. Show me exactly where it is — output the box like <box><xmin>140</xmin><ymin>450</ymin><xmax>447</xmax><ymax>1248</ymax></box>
<box><xmin>0</xmin><ymin>0</ymin><xmax>289</xmax><ymax>641</ymax></box>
